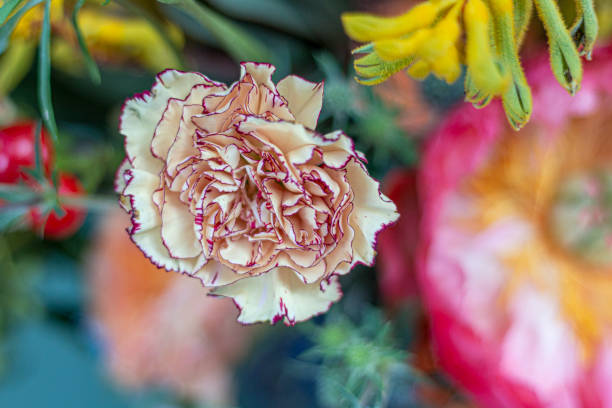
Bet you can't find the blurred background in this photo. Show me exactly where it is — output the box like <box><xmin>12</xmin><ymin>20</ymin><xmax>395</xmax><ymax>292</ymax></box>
<box><xmin>1</xmin><ymin>0</ymin><xmax>611</xmax><ymax>407</ymax></box>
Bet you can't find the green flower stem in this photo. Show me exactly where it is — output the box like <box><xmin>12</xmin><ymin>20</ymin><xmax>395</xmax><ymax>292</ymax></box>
<box><xmin>59</xmin><ymin>194</ymin><xmax>117</xmax><ymax>212</ymax></box>
<box><xmin>534</xmin><ymin>0</ymin><xmax>583</xmax><ymax>94</ymax></box>
<box><xmin>71</xmin><ymin>0</ymin><xmax>102</xmax><ymax>84</ymax></box>
<box><xmin>38</xmin><ymin>0</ymin><xmax>58</xmax><ymax>141</ymax></box>
<box><xmin>489</xmin><ymin>0</ymin><xmax>533</xmax><ymax>129</ymax></box>
<box><xmin>0</xmin><ymin>183</ymin><xmax>116</xmax><ymax>213</ymax></box>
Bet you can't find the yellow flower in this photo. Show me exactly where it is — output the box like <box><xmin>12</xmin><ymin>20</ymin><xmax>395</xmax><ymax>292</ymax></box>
<box><xmin>7</xmin><ymin>0</ymin><xmax>65</xmax><ymax>41</ymax></box>
<box><xmin>342</xmin><ymin>0</ymin><xmax>598</xmax><ymax>130</ymax></box>
<box><xmin>52</xmin><ymin>4</ymin><xmax>184</xmax><ymax>75</ymax></box>
<box><xmin>0</xmin><ymin>1</ymin><xmax>183</xmax><ymax>96</ymax></box>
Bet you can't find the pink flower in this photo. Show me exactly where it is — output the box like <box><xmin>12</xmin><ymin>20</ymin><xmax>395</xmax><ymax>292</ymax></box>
<box><xmin>376</xmin><ymin>169</ymin><xmax>421</xmax><ymax>308</ymax></box>
<box><xmin>418</xmin><ymin>44</ymin><xmax>612</xmax><ymax>408</ymax></box>
<box><xmin>115</xmin><ymin>63</ymin><xmax>398</xmax><ymax>324</ymax></box>
<box><xmin>88</xmin><ymin>210</ymin><xmax>251</xmax><ymax>406</ymax></box>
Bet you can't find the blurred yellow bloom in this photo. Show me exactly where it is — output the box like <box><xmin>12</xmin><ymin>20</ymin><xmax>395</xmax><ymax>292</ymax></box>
<box><xmin>0</xmin><ymin>1</ymin><xmax>183</xmax><ymax>96</ymax></box>
<box><xmin>342</xmin><ymin>0</ymin><xmax>598</xmax><ymax>130</ymax></box>
<box><xmin>52</xmin><ymin>7</ymin><xmax>184</xmax><ymax>75</ymax></box>
<box><xmin>8</xmin><ymin>0</ymin><xmax>65</xmax><ymax>41</ymax></box>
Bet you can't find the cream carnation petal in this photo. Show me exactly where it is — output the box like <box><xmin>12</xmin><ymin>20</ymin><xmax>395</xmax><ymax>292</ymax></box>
<box><xmin>237</xmin><ymin>117</ymin><xmax>326</xmax><ymax>154</ymax></box>
<box><xmin>165</xmin><ymin>105</ymin><xmax>204</xmax><ymax>177</ymax></box>
<box><xmin>193</xmin><ymin>260</ymin><xmax>241</xmax><ymax>286</ymax></box>
<box><xmin>240</xmin><ymin>62</ymin><xmax>276</xmax><ymax>90</ymax></box>
<box><xmin>121</xmin><ymin>70</ymin><xmax>212</xmax><ymax>174</ymax></box>
<box><xmin>131</xmin><ymin>226</ymin><xmax>178</xmax><ymax>272</ymax></box>
<box><xmin>211</xmin><ymin>267</ymin><xmax>342</xmax><ymax>325</ymax></box>
<box><xmin>320</xmin><ymin>131</ymin><xmax>362</xmax><ymax>169</ymax></box>
<box><xmin>346</xmin><ymin>160</ymin><xmax>399</xmax><ymax>265</ymax></box>
<box><xmin>115</xmin><ymin>159</ymin><xmax>133</xmax><ymax>213</ymax></box>
<box><xmin>161</xmin><ymin>191</ymin><xmax>201</xmax><ymax>258</ymax></box>
<box><xmin>276</xmin><ymin>75</ymin><xmax>324</xmax><ymax>129</ymax></box>
<box><xmin>123</xmin><ymin>169</ymin><xmax>162</xmax><ymax>233</ymax></box>
<box><xmin>152</xmin><ymin>84</ymin><xmax>225</xmax><ymax>160</ymax></box>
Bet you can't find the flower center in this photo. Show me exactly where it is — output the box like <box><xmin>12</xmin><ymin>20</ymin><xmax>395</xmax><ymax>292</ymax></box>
<box><xmin>550</xmin><ymin>169</ymin><xmax>612</xmax><ymax>268</ymax></box>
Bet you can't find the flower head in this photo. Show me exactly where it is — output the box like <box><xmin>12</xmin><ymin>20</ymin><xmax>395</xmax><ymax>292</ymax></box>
<box><xmin>116</xmin><ymin>63</ymin><xmax>398</xmax><ymax>325</ymax></box>
<box><xmin>376</xmin><ymin>169</ymin><xmax>421</xmax><ymax>308</ymax></box>
<box><xmin>342</xmin><ymin>0</ymin><xmax>598</xmax><ymax>129</ymax></box>
<box><xmin>89</xmin><ymin>210</ymin><xmax>251</xmax><ymax>405</ymax></box>
<box><xmin>418</xmin><ymin>45</ymin><xmax>612</xmax><ymax>407</ymax></box>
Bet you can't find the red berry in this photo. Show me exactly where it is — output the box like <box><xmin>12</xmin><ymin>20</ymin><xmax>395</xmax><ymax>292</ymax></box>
<box><xmin>0</xmin><ymin>122</ymin><xmax>54</xmax><ymax>183</ymax></box>
<box><xmin>29</xmin><ymin>173</ymin><xmax>87</xmax><ymax>239</ymax></box>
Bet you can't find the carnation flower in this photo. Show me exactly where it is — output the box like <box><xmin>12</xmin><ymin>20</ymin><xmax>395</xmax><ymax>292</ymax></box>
<box><xmin>116</xmin><ymin>63</ymin><xmax>398</xmax><ymax>325</ymax></box>
<box><xmin>89</xmin><ymin>210</ymin><xmax>251</xmax><ymax>406</ymax></box>
<box><xmin>418</xmin><ymin>45</ymin><xmax>612</xmax><ymax>407</ymax></box>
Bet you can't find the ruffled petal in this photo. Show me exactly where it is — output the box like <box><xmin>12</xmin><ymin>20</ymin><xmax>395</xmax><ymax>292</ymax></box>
<box><xmin>161</xmin><ymin>191</ymin><xmax>201</xmax><ymax>258</ymax></box>
<box><xmin>121</xmin><ymin>70</ymin><xmax>214</xmax><ymax>174</ymax></box>
<box><xmin>239</xmin><ymin>62</ymin><xmax>276</xmax><ymax>90</ymax></box>
<box><xmin>276</xmin><ymin>75</ymin><xmax>324</xmax><ymax>129</ymax></box>
<box><xmin>211</xmin><ymin>267</ymin><xmax>342</xmax><ymax>325</ymax></box>
<box><xmin>346</xmin><ymin>160</ymin><xmax>399</xmax><ymax>265</ymax></box>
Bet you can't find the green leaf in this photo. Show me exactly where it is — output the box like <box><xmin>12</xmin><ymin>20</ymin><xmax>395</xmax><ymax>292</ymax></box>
<box><xmin>37</xmin><ymin>0</ymin><xmax>58</xmax><ymax>141</ymax></box>
<box><xmin>159</xmin><ymin>0</ymin><xmax>271</xmax><ymax>63</ymax></box>
<box><xmin>0</xmin><ymin>205</ymin><xmax>28</xmax><ymax>231</ymax></box>
<box><xmin>33</xmin><ymin>120</ymin><xmax>43</xmax><ymax>178</ymax></box>
<box><xmin>0</xmin><ymin>0</ymin><xmax>23</xmax><ymax>26</ymax></box>
<box><xmin>0</xmin><ymin>0</ymin><xmax>44</xmax><ymax>55</ymax></box>
<box><xmin>71</xmin><ymin>0</ymin><xmax>101</xmax><ymax>84</ymax></box>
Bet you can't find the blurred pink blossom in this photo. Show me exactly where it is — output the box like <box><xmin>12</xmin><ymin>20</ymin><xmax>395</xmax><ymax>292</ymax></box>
<box><xmin>418</xmin><ymin>44</ymin><xmax>612</xmax><ymax>408</ymax></box>
<box><xmin>376</xmin><ymin>169</ymin><xmax>421</xmax><ymax>308</ymax></box>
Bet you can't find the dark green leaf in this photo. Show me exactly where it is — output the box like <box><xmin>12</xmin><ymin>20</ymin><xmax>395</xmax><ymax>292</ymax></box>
<box><xmin>33</xmin><ymin>120</ymin><xmax>42</xmax><ymax>178</ymax></box>
<box><xmin>37</xmin><ymin>0</ymin><xmax>58</xmax><ymax>141</ymax></box>
<box><xmin>0</xmin><ymin>0</ymin><xmax>44</xmax><ymax>55</ymax></box>
<box><xmin>0</xmin><ymin>0</ymin><xmax>23</xmax><ymax>26</ymax></box>
<box><xmin>71</xmin><ymin>0</ymin><xmax>101</xmax><ymax>85</ymax></box>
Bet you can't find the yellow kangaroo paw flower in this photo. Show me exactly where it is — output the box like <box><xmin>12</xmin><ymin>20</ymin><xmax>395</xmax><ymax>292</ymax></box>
<box><xmin>352</xmin><ymin>45</ymin><xmax>414</xmax><ymax>85</ymax></box>
<box><xmin>341</xmin><ymin>1</ymin><xmax>451</xmax><ymax>42</ymax></box>
<box><xmin>431</xmin><ymin>46</ymin><xmax>462</xmax><ymax>83</ymax></box>
<box><xmin>571</xmin><ymin>0</ymin><xmax>598</xmax><ymax>59</ymax></box>
<box><xmin>464</xmin><ymin>0</ymin><xmax>509</xmax><ymax>97</ymax></box>
<box><xmin>406</xmin><ymin>60</ymin><xmax>431</xmax><ymax>80</ymax></box>
<box><xmin>514</xmin><ymin>0</ymin><xmax>534</xmax><ymax>47</ymax></box>
<box><xmin>374</xmin><ymin>30</ymin><xmax>431</xmax><ymax>62</ymax></box>
<box><xmin>534</xmin><ymin>0</ymin><xmax>583</xmax><ymax>94</ymax></box>
<box><xmin>489</xmin><ymin>0</ymin><xmax>533</xmax><ymax>130</ymax></box>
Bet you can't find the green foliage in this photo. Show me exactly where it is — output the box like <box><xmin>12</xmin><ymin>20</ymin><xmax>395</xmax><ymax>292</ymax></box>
<box><xmin>37</xmin><ymin>0</ymin><xmax>58</xmax><ymax>141</ymax></box>
<box><xmin>0</xmin><ymin>0</ymin><xmax>23</xmax><ymax>26</ymax></box>
<box><xmin>316</xmin><ymin>53</ymin><xmax>418</xmax><ymax>177</ymax></box>
<box><xmin>71</xmin><ymin>0</ymin><xmax>102</xmax><ymax>85</ymax></box>
<box><xmin>302</xmin><ymin>309</ymin><xmax>418</xmax><ymax>408</ymax></box>
<box><xmin>0</xmin><ymin>0</ymin><xmax>43</xmax><ymax>54</ymax></box>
